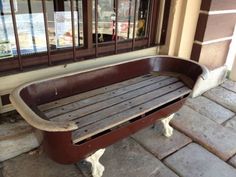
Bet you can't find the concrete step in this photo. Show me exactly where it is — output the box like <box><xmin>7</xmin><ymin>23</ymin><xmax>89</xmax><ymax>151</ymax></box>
<box><xmin>0</xmin><ymin>120</ymin><xmax>41</xmax><ymax>162</ymax></box>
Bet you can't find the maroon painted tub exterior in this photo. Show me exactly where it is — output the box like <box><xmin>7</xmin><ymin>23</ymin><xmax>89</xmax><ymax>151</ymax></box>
<box><xmin>10</xmin><ymin>56</ymin><xmax>208</xmax><ymax>164</ymax></box>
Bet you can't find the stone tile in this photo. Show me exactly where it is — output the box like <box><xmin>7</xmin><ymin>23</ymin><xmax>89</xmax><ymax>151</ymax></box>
<box><xmin>224</xmin><ymin>116</ymin><xmax>236</xmax><ymax>132</ymax></box>
<box><xmin>204</xmin><ymin>86</ymin><xmax>236</xmax><ymax>112</ymax></box>
<box><xmin>222</xmin><ymin>80</ymin><xmax>236</xmax><ymax>93</ymax></box>
<box><xmin>164</xmin><ymin>143</ymin><xmax>236</xmax><ymax>177</ymax></box>
<box><xmin>172</xmin><ymin>106</ymin><xmax>236</xmax><ymax>161</ymax></box>
<box><xmin>186</xmin><ymin>96</ymin><xmax>234</xmax><ymax>124</ymax></box>
<box><xmin>0</xmin><ymin>121</ymin><xmax>41</xmax><ymax>162</ymax></box>
<box><xmin>2</xmin><ymin>151</ymin><xmax>83</xmax><ymax>177</ymax></box>
<box><xmin>229</xmin><ymin>155</ymin><xmax>236</xmax><ymax>168</ymax></box>
<box><xmin>78</xmin><ymin>138</ymin><xmax>179</xmax><ymax>177</ymax></box>
<box><xmin>132</xmin><ymin>126</ymin><xmax>191</xmax><ymax>159</ymax></box>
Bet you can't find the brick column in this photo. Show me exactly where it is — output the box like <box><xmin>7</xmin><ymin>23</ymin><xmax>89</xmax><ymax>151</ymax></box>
<box><xmin>191</xmin><ymin>0</ymin><xmax>236</xmax><ymax>69</ymax></box>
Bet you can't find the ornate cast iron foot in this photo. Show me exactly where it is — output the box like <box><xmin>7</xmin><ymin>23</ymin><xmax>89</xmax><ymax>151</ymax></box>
<box><xmin>85</xmin><ymin>149</ymin><xmax>106</xmax><ymax>177</ymax></box>
<box><xmin>161</xmin><ymin>114</ymin><xmax>174</xmax><ymax>137</ymax></box>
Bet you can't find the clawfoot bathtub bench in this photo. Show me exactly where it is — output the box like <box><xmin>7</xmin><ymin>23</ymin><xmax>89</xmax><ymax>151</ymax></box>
<box><xmin>10</xmin><ymin>56</ymin><xmax>207</xmax><ymax>177</ymax></box>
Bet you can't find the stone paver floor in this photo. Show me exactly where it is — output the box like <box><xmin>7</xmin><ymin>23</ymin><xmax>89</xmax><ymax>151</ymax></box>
<box><xmin>1</xmin><ymin>79</ymin><xmax>236</xmax><ymax>177</ymax></box>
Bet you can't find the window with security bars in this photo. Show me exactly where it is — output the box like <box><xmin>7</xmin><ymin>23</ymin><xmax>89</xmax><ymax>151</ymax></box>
<box><xmin>93</xmin><ymin>0</ymin><xmax>150</xmax><ymax>43</ymax></box>
<box><xmin>0</xmin><ymin>0</ymin><xmax>171</xmax><ymax>74</ymax></box>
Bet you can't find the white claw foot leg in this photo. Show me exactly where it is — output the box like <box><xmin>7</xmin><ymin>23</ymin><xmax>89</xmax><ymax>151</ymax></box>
<box><xmin>85</xmin><ymin>149</ymin><xmax>105</xmax><ymax>177</ymax></box>
<box><xmin>161</xmin><ymin>114</ymin><xmax>174</xmax><ymax>137</ymax></box>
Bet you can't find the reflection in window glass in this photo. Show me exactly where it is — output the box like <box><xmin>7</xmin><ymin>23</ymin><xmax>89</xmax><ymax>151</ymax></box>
<box><xmin>46</xmin><ymin>0</ymin><xmax>83</xmax><ymax>50</ymax></box>
<box><xmin>0</xmin><ymin>0</ymin><xmax>17</xmax><ymax>59</ymax></box>
<box><xmin>15</xmin><ymin>0</ymin><xmax>47</xmax><ymax>55</ymax></box>
<box><xmin>0</xmin><ymin>15</ymin><xmax>15</xmax><ymax>59</ymax></box>
<box><xmin>1</xmin><ymin>0</ymin><xmax>47</xmax><ymax>56</ymax></box>
<box><xmin>0</xmin><ymin>0</ymin><xmax>84</xmax><ymax>59</ymax></box>
<box><xmin>92</xmin><ymin>0</ymin><xmax>116</xmax><ymax>43</ymax></box>
<box><xmin>135</xmin><ymin>0</ymin><xmax>150</xmax><ymax>38</ymax></box>
<box><xmin>93</xmin><ymin>0</ymin><xmax>150</xmax><ymax>43</ymax></box>
<box><xmin>117</xmin><ymin>0</ymin><xmax>133</xmax><ymax>40</ymax></box>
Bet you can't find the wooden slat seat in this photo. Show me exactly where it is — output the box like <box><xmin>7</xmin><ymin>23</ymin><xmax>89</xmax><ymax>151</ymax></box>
<box><xmin>40</xmin><ymin>74</ymin><xmax>168</xmax><ymax>117</ymax></box>
<box><xmin>39</xmin><ymin>74</ymin><xmax>191</xmax><ymax>143</ymax></box>
<box><xmin>38</xmin><ymin>74</ymin><xmax>155</xmax><ymax>112</ymax></box>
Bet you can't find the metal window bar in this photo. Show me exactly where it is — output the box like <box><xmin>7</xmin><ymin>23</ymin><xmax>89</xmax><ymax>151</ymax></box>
<box><xmin>9</xmin><ymin>0</ymin><xmax>23</xmax><ymax>70</ymax></box>
<box><xmin>132</xmin><ymin>0</ymin><xmax>137</xmax><ymax>51</ymax></box>
<box><xmin>76</xmin><ymin>0</ymin><xmax>80</xmax><ymax>46</ymax></box>
<box><xmin>160</xmin><ymin>0</ymin><xmax>171</xmax><ymax>45</ymax></box>
<box><xmin>27</xmin><ymin>0</ymin><xmax>32</xmax><ymax>13</ymax></box>
<box><xmin>127</xmin><ymin>0</ymin><xmax>132</xmax><ymax>39</ymax></box>
<box><xmin>148</xmin><ymin>0</ymin><xmax>154</xmax><ymax>47</ymax></box>
<box><xmin>42</xmin><ymin>0</ymin><xmax>51</xmax><ymax>65</ymax></box>
<box><xmin>144</xmin><ymin>2</ymin><xmax>149</xmax><ymax>38</ymax></box>
<box><xmin>115</xmin><ymin>0</ymin><xmax>118</xmax><ymax>54</ymax></box>
<box><xmin>95</xmin><ymin>0</ymin><xmax>98</xmax><ymax>57</ymax></box>
<box><xmin>70</xmin><ymin>0</ymin><xmax>76</xmax><ymax>61</ymax></box>
<box><xmin>27</xmin><ymin>0</ymin><xmax>37</xmax><ymax>53</ymax></box>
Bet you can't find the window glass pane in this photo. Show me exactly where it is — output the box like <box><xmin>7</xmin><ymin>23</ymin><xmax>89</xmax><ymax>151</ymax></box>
<box><xmin>93</xmin><ymin>0</ymin><xmax>150</xmax><ymax>44</ymax></box>
<box><xmin>75</xmin><ymin>0</ymin><xmax>84</xmax><ymax>47</ymax></box>
<box><xmin>117</xmin><ymin>0</ymin><xmax>132</xmax><ymax>40</ymax></box>
<box><xmin>15</xmin><ymin>0</ymin><xmax>47</xmax><ymax>55</ymax></box>
<box><xmin>0</xmin><ymin>0</ymin><xmax>84</xmax><ymax>60</ymax></box>
<box><xmin>0</xmin><ymin>0</ymin><xmax>49</xmax><ymax>56</ymax></box>
<box><xmin>93</xmin><ymin>0</ymin><xmax>115</xmax><ymax>43</ymax></box>
<box><xmin>135</xmin><ymin>0</ymin><xmax>150</xmax><ymax>38</ymax></box>
<box><xmin>46</xmin><ymin>0</ymin><xmax>83</xmax><ymax>50</ymax></box>
<box><xmin>0</xmin><ymin>0</ymin><xmax>17</xmax><ymax>59</ymax></box>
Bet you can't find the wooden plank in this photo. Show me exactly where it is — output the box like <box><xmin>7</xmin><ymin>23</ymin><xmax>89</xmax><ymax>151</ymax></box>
<box><xmin>46</xmin><ymin>75</ymin><xmax>171</xmax><ymax>118</ymax></box>
<box><xmin>50</xmin><ymin>77</ymin><xmax>178</xmax><ymax>121</ymax></box>
<box><xmin>53</xmin><ymin>82</ymin><xmax>184</xmax><ymax>129</ymax></box>
<box><xmin>73</xmin><ymin>81</ymin><xmax>185</xmax><ymax>128</ymax></box>
<box><xmin>44</xmin><ymin>75</ymin><xmax>169</xmax><ymax>118</ymax></box>
<box><xmin>39</xmin><ymin>74</ymin><xmax>154</xmax><ymax>111</ymax></box>
<box><xmin>72</xmin><ymin>86</ymin><xmax>191</xmax><ymax>143</ymax></box>
<box><xmin>51</xmin><ymin>77</ymin><xmax>178</xmax><ymax>119</ymax></box>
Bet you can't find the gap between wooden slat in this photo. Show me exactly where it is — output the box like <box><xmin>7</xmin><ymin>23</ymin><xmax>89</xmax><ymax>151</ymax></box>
<box><xmin>39</xmin><ymin>74</ymin><xmax>154</xmax><ymax>111</ymax></box>
<box><xmin>50</xmin><ymin>77</ymin><xmax>178</xmax><ymax>121</ymax></box>
<box><xmin>73</xmin><ymin>81</ymin><xmax>185</xmax><ymax>129</ymax></box>
<box><xmin>72</xmin><ymin>86</ymin><xmax>191</xmax><ymax>143</ymax></box>
<box><xmin>47</xmin><ymin>76</ymin><xmax>172</xmax><ymax>118</ymax></box>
